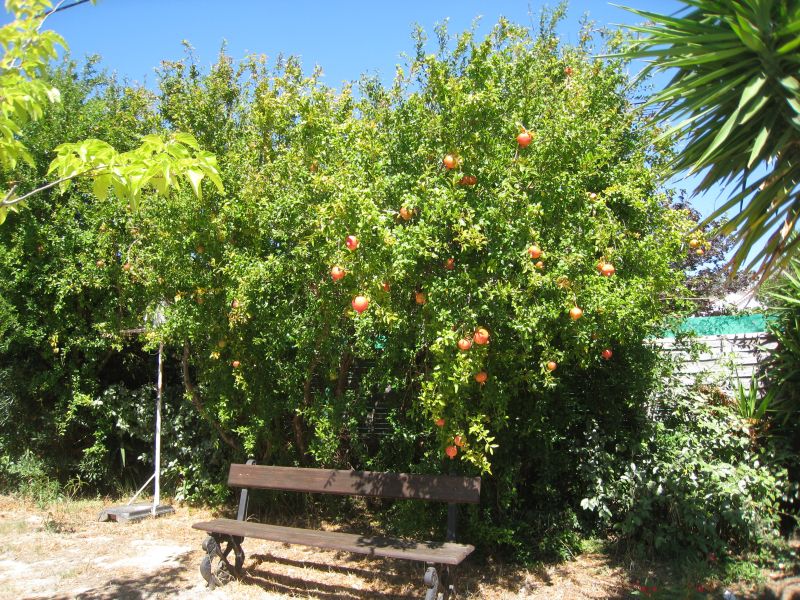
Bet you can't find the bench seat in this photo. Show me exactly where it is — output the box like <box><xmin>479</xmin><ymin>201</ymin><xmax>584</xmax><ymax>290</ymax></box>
<box><xmin>193</xmin><ymin>518</ymin><xmax>475</xmax><ymax>565</ymax></box>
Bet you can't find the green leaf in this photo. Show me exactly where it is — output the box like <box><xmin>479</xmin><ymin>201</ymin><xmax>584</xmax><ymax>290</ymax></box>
<box><xmin>111</xmin><ymin>178</ymin><xmax>128</xmax><ymax>204</ymax></box>
<box><xmin>692</xmin><ymin>105</ymin><xmax>743</xmax><ymax>170</ymax></box>
<box><xmin>92</xmin><ymin>173</ymin><xmax>111</xmax><ymax>201</ymax></box>
<box><xmin>747</xmin><ymin>121</ymin><xmax>771</xmax><ymax>168</ymax></box>
<box><xmin>730</xmin><ymin>13</ymin><xmax>766</xmax><ymax>53</ymax></box>
<box><xmin>777</xmin><ymin>35</ymin><xmax>800</xmax><ymax>55</ymax></box>
<box><xmin>206</xmin><ymin>169</ymin><xmax>224</xmax><ymax>193</ymax></box>
<box><xmin>173</xmin><ymin>132</ymin><xmax>200</xmax><ymax>149</ymax></box>
<box><xmin>780</xmin><ymin>75</ymin><xmax>800</xmax><ymax>93</ymax></box>
<box><xmin>738</xmin><ymin>93</ymin><xmax>769</xmax><ymax>125</ymax></box>
<box><xmin>738</xmin><ymin>74</ymin><xmax>767</xmax><ymax>111</ymax></box>
<box><xmin>186</xmin><ymin>169</ymin><xmax>204</xmax><ymax>199</ymax></box>
<box><xmin>151</xmin><ymin>176</ymin><xmax>168</xmax><ymax>196</ymax></box>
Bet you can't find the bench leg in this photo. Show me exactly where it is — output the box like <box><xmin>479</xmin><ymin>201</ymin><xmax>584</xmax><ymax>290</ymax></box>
<box><xmin>443</xmin><ymin>565</ymin><xmax>457</xmax><ymax>599</ymax></box>
<box><xmin>425</xmin><ymin>564</ymin><xmax>458</xmax><ymax>600</ymax></box>
<box><xmin>423</xmin><ymin>565</ymin><xmax>440</xmax><ymax>600</ymax></box>
<box><xmin>200</xmin><ymin>534</ymin><xmax>245</xmax><ymax>589</ymax></box>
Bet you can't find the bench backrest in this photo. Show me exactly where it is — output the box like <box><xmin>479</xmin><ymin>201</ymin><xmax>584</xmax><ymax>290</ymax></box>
<box><xmin>228</xmin><ymin>464</ymin><xmax>481</xmax><ymax>504</ymax></box>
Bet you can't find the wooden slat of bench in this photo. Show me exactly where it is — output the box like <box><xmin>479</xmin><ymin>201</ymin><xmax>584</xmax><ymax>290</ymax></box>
<box><xmin>192</xmin><ymin>518</ymin><xmax>474</xmax><ymax>565</ymax></box>
<box><xmin>227</xmin><ymin>465</ymin><xmax>481</xmax><ymax>504</ymax></box>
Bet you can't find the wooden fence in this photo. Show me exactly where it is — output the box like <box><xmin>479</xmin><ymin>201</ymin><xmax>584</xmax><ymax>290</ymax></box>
<box><xmin>651</xmin><ymin>331</ymin><xmax>775</xmax><ymax>392</ymax></box>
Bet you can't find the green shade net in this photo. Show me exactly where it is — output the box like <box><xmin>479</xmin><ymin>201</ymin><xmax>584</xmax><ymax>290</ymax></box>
<box><xmin>661</xmin><ymin>314</ymin><xmax>771</xmax><ymax>338</ymax></box>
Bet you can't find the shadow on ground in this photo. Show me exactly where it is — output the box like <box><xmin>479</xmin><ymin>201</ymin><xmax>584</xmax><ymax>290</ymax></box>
<box><xmin>42</xmin><ymin>554</ymin><xmax>193</xmax><ymax>600</ymax></box>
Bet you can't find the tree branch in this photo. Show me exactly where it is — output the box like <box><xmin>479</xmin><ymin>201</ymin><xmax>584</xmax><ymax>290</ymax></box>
<box><xmin>1</xmin><ymin>168</ymin><xmax>98</xmax><ymax>209</ymax></box>
<box><xmin>42</xmin><ymin>0</ymin><xmax>92</xmax><ymax>19</ymax></box>
<box><xmin>181</xmin><ymin>341</ymin><xmax>240</xmax><ymax>452</ymax></box>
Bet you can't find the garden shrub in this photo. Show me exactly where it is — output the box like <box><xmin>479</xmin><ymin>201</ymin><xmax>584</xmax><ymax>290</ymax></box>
<box><xmin>764</xmin><ymin>257</ymin><xmax>800</xmax><ymax>420</ymax></box>
<box><xmin>761</xmin><ymin>256</ymin><xmax>800</xmax><ymax>529</ymax></box>
<box><xmin>580</xmin><ymin>378</ymin><xmax>788</xmax><ymax>559</ymax></box>
<box><xmin>1</xmin><ymin>450</ymin><xmax>61</xmax><ymax>507</ymax></box>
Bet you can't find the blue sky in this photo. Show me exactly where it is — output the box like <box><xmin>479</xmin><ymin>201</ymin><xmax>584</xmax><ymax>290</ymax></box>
<box><xmin>7</xmin><ymin>0</ymin><xmax>726</xmax><ymax>219</ymax></box>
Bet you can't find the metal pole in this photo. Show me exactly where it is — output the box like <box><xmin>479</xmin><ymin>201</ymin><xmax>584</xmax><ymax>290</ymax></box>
<box><xmin>127</xmin><ymin>472</ymin><xmax>155</xmax><ymax>506</ymax></box>
<box><xmin>153</xmin><ymin>341</ymin><xmax>163</xmax><ymax>516</ymax></box>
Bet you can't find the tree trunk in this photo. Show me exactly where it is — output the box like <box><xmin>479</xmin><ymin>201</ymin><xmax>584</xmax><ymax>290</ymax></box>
<box><xmin>181</xmin><ymin>341</ymin><xmax>240</xmax><ymax>452</ymax></box>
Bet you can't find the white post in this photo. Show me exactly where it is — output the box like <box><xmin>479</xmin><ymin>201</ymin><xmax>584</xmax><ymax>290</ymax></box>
<box><xmin>153</xmin><ymin>341</ymin><xmax>163</xmax><ymax>516</ymax></box>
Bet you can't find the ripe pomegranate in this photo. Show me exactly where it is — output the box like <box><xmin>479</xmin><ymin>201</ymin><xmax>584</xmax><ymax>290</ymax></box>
<box><xmin>546</xmin><ymin>361</ymin><xmax>557</xmax><ymax>372</ymax></box>
<box><xmin>458</xmin><ymin>338</ymin><xmax>473</xmax><ymax>351</ymax></box>
<box><xmin>528</xmin><ymin>245</ymin><xmax>542</xmax><ymax>259</ymax></box>
<box><xmin>569</xmin><ymin>306</ymin><xmax>583</xmax><ymax>321</ymax></box>
<box><xmin>564</xmin><ymin>66</ymin><xmax>573</xmax><ymax>76</ymax></box>
<box><xmin>415</xmin><ymin>292</ymin><xmax>427</xmax><ymax>305</ymax></box>
<box><xmin>474</xmin><ymin>371</ymin><xmax>488</xmax><ymax>384</ymax></box>
<box><xmin>473</xmin><ymin>327</ymin><xmax>490</xmax><ymax>345</ymax></box>
<box><xmin>535</xmin><ymin>261</ymin><xmax>544</xmax><ymax>270</ymax></box>
<box><xmin>331</xmin><ymin>266</ymin><xmax>345</xmax><ymax>281</ymax></box>
<box><xmin>399</xmin><ymin>206</ymin><xmax>413</xmax><ymax>221</ymax></box>
<box><xmin>443</xmin><ymin>154</ymin><xmax>457</xmax><ymax>170</ymax></box>
<box><xmin>601</xmin><ymin>262</ymin><xmax>615</xmax><ymax>277</ymax></box>
<box><xmin>454</xmin><ymin>435</ymin><xmax>464</xmax><ymax>448</ymax></box>
<box><xmin>444</xmin><ymin>257</ymin><xmax>455</xmax><ymax>270</ymax></box>
<box><xmin>345</xmin><ymin>235</ymin><xmax>359</xmax><ymax>251</ymax></box>
<box><xmin>122</xmin><ymin>262</ymin><xmax>131</xmax><ymax>272</ymax></box>
<box><xmin>231</xmin><ymin>299</ymin><xmax>240</xmax><ymax>309</ymax></box>
<box><xmin>232</xmin><ymin>360</ymin><xmax>241</xmax><ymax>369</ymax></box>
<box><xmin>435</xmin><ymin>418</ymin><xmax>445</xmax><ymax>428</ymax></box>
<box><xmin>381</xmin><ymin>281</ymin><xmax>391</xmax><ymax>292</ymax></box>
<box><xmin>352</xmin><ymin>295</ymin><xmax>369</xmax><ymax>314</ymax></box>
<box><xmin>517</xmin><ymin>131</ymin><xmax>533</xmax><ymax>148</ymax></box>
<box><xmin>458</xmin><ymin>175</ymin><xmax>477</xmax><ymax>186</ymax></box>
<box><xmin>601</xmin><ymin>348</ymin><xmax>613</xmax><ymax>360</ymax></box>
<box><xmin>445</xmin><ymin>445</ymin><xmax>458</xmax><ymax>459</ymax></box>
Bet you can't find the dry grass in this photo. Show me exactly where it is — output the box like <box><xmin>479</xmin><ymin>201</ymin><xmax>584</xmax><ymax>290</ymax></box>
<box><xmin>0</xmin><ymin>494</ymin><xmax>790</xmax><ymax>599</ymax></box>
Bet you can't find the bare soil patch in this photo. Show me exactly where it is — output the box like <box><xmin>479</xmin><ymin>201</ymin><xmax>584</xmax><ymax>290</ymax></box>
<box><xmin>0</xmin><ymin>495</ymin><xmax>788</xmax><ymax>599</ymax></box>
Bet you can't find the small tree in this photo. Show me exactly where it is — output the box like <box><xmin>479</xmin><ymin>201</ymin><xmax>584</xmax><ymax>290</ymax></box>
<box><xmin>0</xmin><ymin>0</ymin><xmax>222</xmax><ymax>223</ymax></box>
<box><xmin>674</xmin><ymin>198</ymin><xmax>757</xmax><ymax>315</ymax></box>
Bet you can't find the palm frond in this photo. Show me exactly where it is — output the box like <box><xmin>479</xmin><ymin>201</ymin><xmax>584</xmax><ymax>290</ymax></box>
<box><xmin>620</xmin><ymin>0</ymin><xmax>800</xmax><ymax>282</ymax></box>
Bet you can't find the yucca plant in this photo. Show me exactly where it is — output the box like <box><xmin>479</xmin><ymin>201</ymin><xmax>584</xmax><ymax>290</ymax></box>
<box><xmin>764</xmin><ymin>255</ymin><xmax>800</xmax><ymax>422</ymax></box>
<box><xmin>733</xmin><ymin>374</ymin><xmax>772</xmax><ymax>422</ymax></box>
<box><xmin>620</xmin><ymin>0</ymin><xmax>800</xmax><ymax>281</ymax></box>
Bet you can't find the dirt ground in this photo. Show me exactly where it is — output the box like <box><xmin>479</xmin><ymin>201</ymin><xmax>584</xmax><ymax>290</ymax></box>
<box><xmin>0</xmin><ymin>494</ymin><xmax>793</xmax><ymax>600</ymax></box>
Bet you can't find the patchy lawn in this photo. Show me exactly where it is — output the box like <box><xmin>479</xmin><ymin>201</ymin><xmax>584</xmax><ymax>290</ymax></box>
<box><xmin>0</xmin><ymin>495</ymin><xmax>794</xmax><ymax>599</ymax></box>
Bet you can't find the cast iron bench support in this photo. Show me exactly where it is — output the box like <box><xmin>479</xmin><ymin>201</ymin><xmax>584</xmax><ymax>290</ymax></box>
<box><xmin>192</xmin><ymin>461</ymin><xmax>481</xmax><ymax>598</ymax></box>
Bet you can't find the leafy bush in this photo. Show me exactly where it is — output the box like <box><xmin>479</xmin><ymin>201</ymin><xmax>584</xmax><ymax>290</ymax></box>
<box><xmin>581</xmin><ymin>381</ymin><xmax>787</xmax><ymax>558</ymax></box>
<box><xmin>1</xmin><ymin>451</ymin><xmax>61</xmax><ymax>507</ymax></box>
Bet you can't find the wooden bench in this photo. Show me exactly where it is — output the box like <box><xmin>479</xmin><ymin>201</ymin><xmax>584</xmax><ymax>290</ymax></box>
<box><xmin>192</xmin><ymin>460</ymin><xmax>481</xmax><ymax>599</ymax></box>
